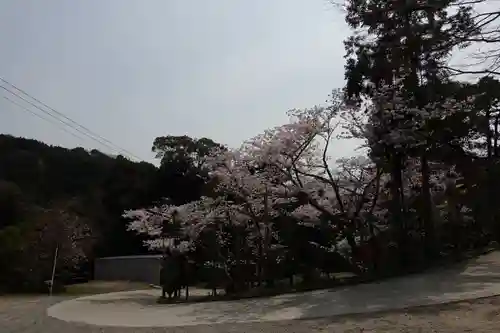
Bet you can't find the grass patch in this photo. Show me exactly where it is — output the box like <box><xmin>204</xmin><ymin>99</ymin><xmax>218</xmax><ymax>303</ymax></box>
<box><xmin>157</xmin><ymin>246</ymin><xmax>500</xmax><ymax>305</ymax></box>
<box><xmin>64</xmin><ymin>280</ymin><xmax>154</xmax><ymax>296</ymax></box>
<box><xmin>157</xmin><ymin>273</ymin><xmax>360</xmax><ymax>305</ymax></box>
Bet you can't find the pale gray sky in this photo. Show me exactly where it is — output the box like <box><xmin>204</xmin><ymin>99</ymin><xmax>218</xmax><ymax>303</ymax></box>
<box><xmin>0</xmin><ymin>0</ymin><xmax>357</xmax><ymax>164</ymax></box>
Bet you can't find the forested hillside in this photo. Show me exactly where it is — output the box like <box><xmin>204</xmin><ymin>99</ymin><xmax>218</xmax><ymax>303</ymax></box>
<box><xmin>0</xmin><ymin>134</ymin><xmax>221</xmax><ymax>292</ymax></box>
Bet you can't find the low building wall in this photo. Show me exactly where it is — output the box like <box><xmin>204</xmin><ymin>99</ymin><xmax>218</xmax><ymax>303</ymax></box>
<box><xmin>94</xmin><ymin>255</ymin><xmax>162</xmax><ymax>285</ymax></box>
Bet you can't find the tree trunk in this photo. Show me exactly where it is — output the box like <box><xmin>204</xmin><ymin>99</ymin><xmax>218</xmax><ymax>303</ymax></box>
<box><xmin>367</xmin><ymin>221</ymin><xmax>380</xmax><ymax>274</ymax></box>
<box><xmin>487</xmin><ymin>108</ymin><xmax>493</xmax><ymax>159</ymax></box>
<box><xmin>421</xmin><ymin>152</ymin><xmax>436</xmax><ymax>260</ymax></box>
<box><xmin>494</xmin><ymin>115</ymin><xmax>499</xmax><ymax>157</ymax></box>
<box><xmin>390</xmin><ymin>154</ymin><xmax>407</xmax><ymax>269</ymax></box>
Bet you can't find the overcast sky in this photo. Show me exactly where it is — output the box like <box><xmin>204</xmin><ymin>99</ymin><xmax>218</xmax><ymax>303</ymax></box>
<box><xmin>0</xmin><ymin>1</ymin><xmax>359</xmax><ymax>164</ymax></box>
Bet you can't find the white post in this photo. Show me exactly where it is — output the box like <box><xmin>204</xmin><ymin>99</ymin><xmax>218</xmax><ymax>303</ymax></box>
<box><xmin>49</xmin><ymin>245</ymin><xmax>59</xmax><ymax>296</ymax></box>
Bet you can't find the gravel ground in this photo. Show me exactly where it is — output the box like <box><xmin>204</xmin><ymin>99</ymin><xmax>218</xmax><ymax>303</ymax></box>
<box><xmin>2</xmin><ymin>294</ymin><xmax>500</xmax><ymax>332</ymax></box>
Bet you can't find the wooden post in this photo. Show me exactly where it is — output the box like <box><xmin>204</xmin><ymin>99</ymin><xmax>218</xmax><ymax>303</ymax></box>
<box><xmin>49</xmin><ymin>245</ymin><xmax>59</xmax><ymax>296</ymax></box>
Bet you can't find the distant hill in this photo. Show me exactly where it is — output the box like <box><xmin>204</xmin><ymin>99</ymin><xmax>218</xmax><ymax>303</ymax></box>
<box><xmin>0</xmin><ymin>134</ymin><xmax>220</xmax><ymax>292</ymax></box>
<box><xmin>0</xmin><ymin>134</ymin><xmax>158</xmax><ymax>258</ymax></box>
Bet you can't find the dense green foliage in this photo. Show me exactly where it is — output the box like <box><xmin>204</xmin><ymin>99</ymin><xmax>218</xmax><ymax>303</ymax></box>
<box><xmin>0</xmin><ymin>134</ymin><xmax>220</xmax><ymax>292</ymax></box>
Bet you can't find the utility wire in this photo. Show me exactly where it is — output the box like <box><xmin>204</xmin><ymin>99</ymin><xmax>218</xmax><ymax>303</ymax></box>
<box><xmin>2</xmin><ymin>95</ymin><xmax>87</xmax><ymax>143</ymax></box>
<box><xmin>0</xmin><ymin>84</ymin><xmax>124</xmax><ymax>157</ymax></box>
<box><xmin>0</xmin><ymin>77</ymin><xmax>143</xmax><ymax>161</ymax></box>
<box><xmin>3</xmin><ymin>78</ymin><xmax>142</xmax><ymax>160</ymax></box>
<box><xmin>0</xmin><ymin>78</ymin><xmax>142</xmax><ymax>160</ymax></box>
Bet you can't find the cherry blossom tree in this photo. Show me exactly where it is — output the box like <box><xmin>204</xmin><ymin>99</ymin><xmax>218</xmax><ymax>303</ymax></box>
<box><xmin>125</xmin><ymin>96</ymin><xmax>383</xmax><ymax>281</ymax></box>
<box><xmin>239</xmin><ymin>93</ymin><xmax>384</xmax><ymax>256</ymax></box>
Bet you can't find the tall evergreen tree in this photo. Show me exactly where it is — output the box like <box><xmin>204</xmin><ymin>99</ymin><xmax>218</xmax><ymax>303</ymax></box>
<box><xmin>343</xmin><ymin>0</ymin><xmax>476</xmax><ymax>262</ymax></box>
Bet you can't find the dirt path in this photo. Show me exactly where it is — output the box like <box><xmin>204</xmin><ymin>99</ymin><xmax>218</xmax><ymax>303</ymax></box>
<box><xmin>47</xmin><ymin>251</ymin><xmax>500</xmax><ymax>327</ymax></box>
<box><xmin>4</xmin><ymin>251</ymin><xmax>500</xmax><ymax>332</ymax></box>
<box><xmin>2</xmin><ymin>294</ymin><xmax>500</xmax><ymax>332</ymax></box>
<box><xmin>301</xmin><ymin>296</ymin><xmax>500</xmax><ymax>332</ymax></box>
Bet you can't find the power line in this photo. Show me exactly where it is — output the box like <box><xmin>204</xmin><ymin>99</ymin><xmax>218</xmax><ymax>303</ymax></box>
<box><xmin>6</xmin><ymin>78</ymin><xmax>142</xmax><ymax>159</ymax></box>
<box><xmin>0</xmin><ymin>84</ymin><xmax>124</xmax><ymax>157</ymax></box>
<box><xmin>0</xmin><ymin>78</ymin><xmax>142</xmax><ymax>160</ymax></box>
<box><xmin>2</xmin><ymin>96</ymin><xmax>87</xmax><ymax>143</ymax></box>
<box><xmin>0</xmin><ymin>77</ymin><xmax>143</xmax><ymax>161</ymax></box>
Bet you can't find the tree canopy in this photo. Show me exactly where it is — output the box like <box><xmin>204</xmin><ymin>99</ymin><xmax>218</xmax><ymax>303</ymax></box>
<box><xmin>0</xmin><ymin>133</ymin><xmax>222</xmax><ymax>292</ymax></box>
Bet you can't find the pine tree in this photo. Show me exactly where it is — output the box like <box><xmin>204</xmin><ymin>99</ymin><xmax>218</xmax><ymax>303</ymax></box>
<box><xmin>343</xmin><ymin>0</ymin><xmax>476</xmax><ymax>263</ymax></box>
